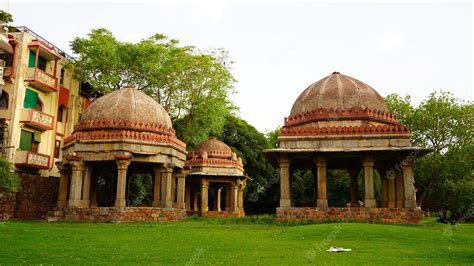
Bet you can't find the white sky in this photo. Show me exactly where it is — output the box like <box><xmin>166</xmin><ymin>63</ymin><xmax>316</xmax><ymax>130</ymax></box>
<box><xmin>2</xmin><ymin>1</ymin><xmax>472</xmax><ymax>132</ymax></box>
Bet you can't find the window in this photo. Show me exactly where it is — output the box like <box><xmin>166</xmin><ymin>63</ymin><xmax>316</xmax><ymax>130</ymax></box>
<box><xmin>23</xmin><ymin>89</ymin><xmax>38</xmax><ymax>108</ymax></box>
<box><xmin>57</xmin><ymin>105</ymin><xmax>66</xmax><ymax>122</ymax></box>
<box><xmin>0</xmin><ymin>53</ymin><xmax>13</xmax><ymax>67</ymax></box>
<box><xmin>0</xmin><ymin>91</ymin><xmax>8</xmax><ymax>109</ymax></box>
<box><xmin>28</xmin><ymin>51</ymin><xmax>47</xmax><ymax>71</ymax></box>
<box><xmin>60</xmin><ymin>68</ymin><xmax>65</xmax><ymax>85</ymax></box>
<box><xmin>19</xmin><ymin>130</ymin><xmax>40</xmax><ymax>152</ymax></box>
<box><xmin>54</xmin><ymin>140</ymin><xmax>61</xmax><ymax>158</ymax></box>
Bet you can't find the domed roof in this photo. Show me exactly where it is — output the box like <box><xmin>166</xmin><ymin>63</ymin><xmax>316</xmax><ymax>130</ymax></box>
<box><xmin>290</xmin><ymin>72</ymin><xmax>389</xmax><ymax>117</ymax></box>
<box><xmin>80</xmin><ymin>87</ymin><xmax>172</xmax><ymax>130</ymax></box>
<box><xmin>189</xmin><ymin>138</ymin><xmax>233</xmax><ymax>159</ymax></box>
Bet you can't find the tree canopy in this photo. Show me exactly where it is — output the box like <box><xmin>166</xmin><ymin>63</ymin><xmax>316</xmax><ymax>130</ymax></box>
<box><xmin>0</xmin><ymin>158</ymin><xmax>20</xmax><ymax>193</ymax></box>
<box><xmin>70</xmin><ymin>29</ymin><xmax>236</xmax><ymax>147</ymax></box>
<box><xmin>386</xmin><ymin>91</ymin><xmax>474</xmax><ymax>215</ymax></box>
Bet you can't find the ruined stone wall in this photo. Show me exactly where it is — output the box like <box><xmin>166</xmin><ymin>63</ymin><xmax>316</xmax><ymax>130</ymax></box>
<box><xmin>48</xmin><ymin>207</ymin><xmax>186</xmax><ymax>222</ymax></box>
<box><xmin>276</xmin><ymin>207</ymin><xmax>422</xmax><ymax>224</ymax></box>
<box><xmin>0</xmin><ymin>192</ymin><xmax>16</xmax><ymax>220</ymax></box>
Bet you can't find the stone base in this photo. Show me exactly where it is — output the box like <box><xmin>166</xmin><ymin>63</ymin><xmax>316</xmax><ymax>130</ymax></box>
<box><xmin>47</xmin><ymin>207</ymin><xmax>186</xmax><ymax>222</ymax></box>
<box><xmin>276</xmin><ymin>207</ymin><xmax>422</xmax><ymax>224</ymax></box>
<box><xmin>186</xmin><ymin>210</ymin><xmax>245</xmax><ymax>218</ymax></box>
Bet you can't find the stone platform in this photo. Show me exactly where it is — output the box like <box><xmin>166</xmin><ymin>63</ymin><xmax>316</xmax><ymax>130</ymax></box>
<box><xmin>186</xmin><ymin>210</ymin><xmax>245</xmax><ymax>218</ymax></box>
<box><xmin>276</xmin><ymin>207</ymin><xmax>423</xmax><ymax>224</ymax></box>
<box><xmin>48</xmin><ymin>207</ymin><xmax>186</xmax><ymax>223</ymax></box>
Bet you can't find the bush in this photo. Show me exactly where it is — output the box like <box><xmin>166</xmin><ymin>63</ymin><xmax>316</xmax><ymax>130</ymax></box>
<box><xmin>0</xmin><ymin>158</ymin><xmax>20</xmax><ymax>193</ymax></box>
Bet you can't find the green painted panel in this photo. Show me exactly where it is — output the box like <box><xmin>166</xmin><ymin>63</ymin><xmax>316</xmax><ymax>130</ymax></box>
<box><xmin>19</xmin><ymin>130</ymin><xmax>32</xmax><ymax>151</ymax></box>
<box><xmin>28</xmin><ymin>51</ymin><xmax>35</xmax><ymax>68</ymax></box>
<box><xmin>23</xmin><ymin>89</ymin><xmax>38</xmax><ymax>108</ymax></box>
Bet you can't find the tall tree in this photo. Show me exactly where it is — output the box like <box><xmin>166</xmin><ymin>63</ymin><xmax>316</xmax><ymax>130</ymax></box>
<box><xmin>386</xmin><ymin>91</ymin><xmax>474</xmax><ymax>215</ymax></box>
<box><xmin>70</xmin><ymin>29</ymin><xmax>236</xmax><ymax>147</ymax></box>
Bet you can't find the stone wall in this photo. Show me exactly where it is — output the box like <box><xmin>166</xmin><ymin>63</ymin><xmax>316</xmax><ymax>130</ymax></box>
<box><xmin>276</xmin><ymin>207</ymin><xmax>423</xmax><ymax>224</ymax></box>
<box><xmin>0</xmin><ymin>174</ymin><xmax>59</xmax><ymax>220</ymax></box>
<box><xmin>201</xmin><ymin>211</ymin><xmax>245</xmax><ymax>218</ymax></box>
<box><xmin>48</xmin><ymin>207</ymin><xmax>187</xmax><ymax>222</ymax></box>
<box><xmin>15</xmin><ymin>174</ymin><xmax>59</xmax><ymax>219</ymax></box>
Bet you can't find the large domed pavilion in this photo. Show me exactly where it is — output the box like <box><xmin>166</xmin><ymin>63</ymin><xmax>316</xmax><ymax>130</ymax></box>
<box><xmin>265</xmin><ymin>72</ymin><xmax>429</xmax><ymax>223</ymax></box>
<box><xmin>185</xmin><ymin>138</ymin><xmax>246</xmax><ymax>217</ymax></box>
<box><xmin>53</xmin><ymin>87</ymin><xmax>188</xmax><ymax>222</ymax></box>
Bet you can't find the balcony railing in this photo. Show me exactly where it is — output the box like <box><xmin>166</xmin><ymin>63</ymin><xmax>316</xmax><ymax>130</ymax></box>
<box><xmin>15</xmin><ymin>150</ymin><xmax>50</xmax><ymax>169</ymax></box>
<box><xmin>24</xmin><ymin>67</ymin><xmax>57</xmax><ymax>92</ymax></box>
<box><xmin>20</xmin><ymin>108</ymin><xmax>54</xmax><ymax>131</ymax></box>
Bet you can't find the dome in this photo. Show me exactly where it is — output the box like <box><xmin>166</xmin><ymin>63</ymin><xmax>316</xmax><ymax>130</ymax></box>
<box><xmin>76</xmin><ymin>87</ymin><xmax>173</xmax><ymax>135</ymax></box>
<box><xmin>189</xmin><ymin>138</ymin><xmax>233</xmax><ymax>159</ymax></box>
<box><xmin>290</xmin><ymin>72</ymin><xmax>389</xmax><ymax>117</ymax></box>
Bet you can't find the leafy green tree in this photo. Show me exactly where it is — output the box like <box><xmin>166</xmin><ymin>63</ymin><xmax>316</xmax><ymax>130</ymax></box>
<box><xmin>70</xmin><ymin>29</ymin><xmax>236</xmax><ymax>147</ymax></box>
<box><xmin>0</xmin><ymin>10</ymin><xmax>13</xmax><ymax>24</ymax></box>
<box><xmin>386</xmin><ymin>91</ymin><xmax>474</xmax><ymax>215</ymax></box>
<box><xmin>0</xmin><ymin>158</ymin><xmax>20</xmax><ymax>193</ymax></box>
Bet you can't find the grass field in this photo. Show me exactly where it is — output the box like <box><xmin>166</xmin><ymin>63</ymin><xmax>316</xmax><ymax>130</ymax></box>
<box><xmin>0</xmin><ymin>216</ymin><xmax>473</xmax><ymax>265</ymax></box>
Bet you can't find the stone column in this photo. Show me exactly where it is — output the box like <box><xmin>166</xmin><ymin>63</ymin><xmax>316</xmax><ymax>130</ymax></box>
<box><xmin>403</xmin><ymin>163</ymin><xmax>417</xmax><ymax>208</ymax></box>
<box><xmin>363</xmin><ymin>158</ymin><xmax>376</xmax><ymax>208</ymax></box>
<box><xmin>193</xmin><ymin>190</ymin><xmax>199</xmax><ymax>211</ymax></box>
<box><xmin>388</xmin><ymin>176</ymin><xmax>396</xmax><ymax>208</ymax></box>
<box><xmin>115</xmin><ymin>158</ymin><xmax>131</xmax><ymax>208</ymax></box>
<box><xmin>171</xmin><ymin>174</ymin><xmax>176</xmax><ymax>204</ymax></box>
<box><xmin>217</xmin><ymin>187</ymin><xmax>223</xmax><ymax>211</ymax></box>
<box><xmin>68</xmin><ymin>161</ymin><xmax>84</xmax><ymax>208</ymax></box>
<box><xmin>349</xmin><ymin>168</ymin><xmax>360</xmax><ymax>207</ymax></box>
<box><xmin>176</xmin><ymin>172</ymin><xmax>185</xmax><ymax>209</ymax></box>
<box><xmin>231</xmin><ymin>184</ymin><xmax>238</xmax><ymax>213</ymax></box>
<box><xmin>381</xmin><ymin>174</ymin><xmax>388</xmax><ymax>208</ymax></box>
<box><xmin>185</xmin><ymin>187</ymin><xmax>191</xmax><ymax>211</ymax></box>
<box><xmin>279</xmin><ymin>155</ymin><xmax>292</xmax><ymax>208</ymax></box>
<box><xmin>81</xmin><ymin>165</ymin><xmax>92</xmax><ymax>207</ymax></box>
<box><xmin>161</xmin><ymin>166</ymin><xmax>173</xmax><ymax>208</ymax></box>
<box><xmin>316</xmin><ymin>157</ymin><xmax>328</xmax><ymax>208</ymax></box>
<box><xmin>238</xmin><ymin>185</ymin><xmax>244</xmax><ymax>210</ymax></box>
<box><xmin>395</xmin><ymin>170</ymin><xmax>405</xmax><ymax>207</ymax></box>
<box><xmin>152</xmin><ymin>168</ymin><xmax>162</xmax><ymax>207</ymax></box>
<box><xmin>200</xmin><ymin>178</ymin><xmax>209</xmax><ymax>212</ymax></box>
<box><xmin>57</xmin><ymin>167</ymin><xmax>70</xmax><ymax>208</ymax></box>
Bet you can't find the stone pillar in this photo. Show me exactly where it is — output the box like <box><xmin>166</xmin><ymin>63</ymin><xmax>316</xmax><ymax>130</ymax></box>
<box><xmin>363</xmin><ymin>158</ymin><xmax>376</xmax><ymax>208</ymax></box>
<box><xmin>217</xmin><ymin>187</ymin><xmax>223</xmax><ymax>211</ymax></box>
<box><xmin>81</xmin><ymin>165</ymin><xmax>92</xmax><ymax>207</ymax></box>
<box><xmin>152</xmin><ymin>168</ymin><xmax>162</xmax><ymax>207</ymax></box>
<box><xmin>349</xmin><ymin>168</ymin><xmax>359</xmax><ymax>207</ymax></box>
<box><xmin>57</xmin><ymin>167</ymin><xmax>70</xmax><ymax>208</ymax></box>
<box><xmin>388</xmin><ymin>176</ymin><xmax>396</xmax><ymax>208</ymax></box>
<box><xmin>238</xmin><ymin>185</ymin><xmax>244</xmax><ymax>210</ymax></box>
<box><xmin>176</xmin><ymin>172</ymin><xmax>185</xmax><ymax>209</ymax></box>
<box><xmin>279</xmin><ymin>155</ymin><xmax>292</xmax><ymax>208</ymax></box>
<box><xmin>161</xmin><ymin>166</ymin><xmax>173</xmax><ymax>208</ymax></box>
<box><xmin>171</xmin><ymin>174</ymin><xmax>176</xmax><ymax>204</ymax></box>
<box><xmin>316</xmin><ymin>157</ymin><xmax>328</xmax><ymax>208</ymax></box>
<box><xmin>115</xmin><ymin>158</ymin><xmax>131</xmax><ymax>208</ymax></box>
<box><xmin>403</xmin><ymin>163</ymin><xmax>417</xmax><ymax>208</ymax></box>
<box><xmin>200</xmin><ymin>178</ymin><xmax>209</xmax><ymax>212</ymax></box>
<box><xmin>68</xmin><ymin>161</ymin><xmax>84</xmax><ymax>208</ymax></box>
<box><xmin>185</xmin><ymin>187</ymin><xmax>191</xmax><ymax>211</ymax></box>
<box><xmin>231</xmin><ymin>184</ymin><xmax>238</xmax><ymax>213</ymax></box>
<box><xmin>193</xmin><ymin>190</ymin><xmax>199</xmax><ymax>211</ymax></box>
<box><xmin>395</xmin><ymin>170</ymin><xmax>405</xmax><ymax>207</ymax></box>
<box><xmin>381</xmin><ymin>174</ymin><xmax>388</xmax><ymax>208</ymax></box>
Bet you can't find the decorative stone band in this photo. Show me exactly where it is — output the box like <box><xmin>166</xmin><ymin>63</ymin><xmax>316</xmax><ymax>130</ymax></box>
<box><xmin>64</xmin><ymin>129</ymin><xmax>186</xmax><ymax>150</ymax></box>
<box><xmin>75</xmin><ymin>119</ymin><xmax>175</xmax><ymax>135</ymax></box>
<box><xmin>186</xmin><ymin>158</ymin><xmax>244</xmax><ymax>170</ymax></box>
<box><xmin>187</xmin><ymin>150</ymin><xmax>233</xmax><ymax>160</ymax></box>
<box><xmin>284</xmin><ymin>107</ymin><xmax>400</xmax><ymax>127</ymax></box>
<box><xmin>281</xmin><ymin>124</ymin><xmax>410</xmax><ymax>136</ymax></box>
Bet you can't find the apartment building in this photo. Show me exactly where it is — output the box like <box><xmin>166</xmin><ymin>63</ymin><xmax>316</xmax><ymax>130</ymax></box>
<box><xmin>0</xmin><ymin>26</ymin><xmax>90</xmax><ymax>178</ymax></box>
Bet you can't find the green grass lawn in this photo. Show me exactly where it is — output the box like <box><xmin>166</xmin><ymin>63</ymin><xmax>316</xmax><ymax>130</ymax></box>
<box><xmin>0</xmin><ymin>216</ymin><xmax>473</xmax><ymax>265</ymax></box>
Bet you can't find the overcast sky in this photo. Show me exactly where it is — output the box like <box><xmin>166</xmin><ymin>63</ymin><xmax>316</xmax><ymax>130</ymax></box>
<box><xmin>3</xmin><ymin>1</ymin><xmax>472</xmax><ymax>132</ymax></box>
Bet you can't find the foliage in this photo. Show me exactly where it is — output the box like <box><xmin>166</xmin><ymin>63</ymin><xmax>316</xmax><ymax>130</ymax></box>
<box><xmin>0</xmin><ymin>10</ymin><xmax>13</xmax><ymax>24</ymax></box>
<box><xmin>0</xmin><ymin>158</ymin><xmax>20</xmax><ymax>193</ymax></box>
<box><xmin>1</xmin><ymin>220</ymin><xmax>473</xmax><ymax>264</ymax></box>
<box><xmin>385</xmin><ymin>91</ymin><xmax>474</xmax><ymax>215</ymax></box>
<box><xmin>217</xmin><ymin>115</ymin><xmax>278</xmax><ymax>214</ymax></box>
<box><xmin>70</xmin><ymin>29</ymin><xmax>236</xmax><ymax>147</ymax></box>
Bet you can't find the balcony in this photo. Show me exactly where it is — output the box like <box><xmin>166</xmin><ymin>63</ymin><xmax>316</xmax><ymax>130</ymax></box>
<box><xmin>24</xmin><ymin>67</ymin><xmax>57</xmax><ymax>92</ymax></box>
<box><xmin>20</xmin><ymin>108</ymin><xmax>54</xmax><ymax>131</ymax></box>
<box><xmin>15</xmin><ymin>150</ymin><xmax>50</xmax><ymax>169</ymax></box>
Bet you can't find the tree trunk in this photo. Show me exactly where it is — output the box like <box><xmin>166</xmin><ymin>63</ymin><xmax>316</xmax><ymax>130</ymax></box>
<box><xmin>417</xmin><ymin>179</ymin><xmax>434</xmax><ymax>208</ymax></box>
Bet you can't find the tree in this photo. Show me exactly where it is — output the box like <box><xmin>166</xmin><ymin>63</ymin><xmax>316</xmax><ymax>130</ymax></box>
<box><xmin>0</xmin><ymin>158</ymin><xmax>20</xmax><ymax>193</ymax></box>
<box><xmin>70</xmin><ymin>29</ymin><xmax>236</xmax><ymax>147</ymax></box>
<box><xmin>217</xmin><ymin>115</ymin><xmax>278</xmax><ymax>214</ymax></box>
<box><xmin>0</xmin><ymin>10</ymin><xmax>13</xmax><ymax>24</ymax></box>
<box><xmin>386</xmin><ymin>91</ymin><xmax>474</xmax><ymax>215</ymax></box>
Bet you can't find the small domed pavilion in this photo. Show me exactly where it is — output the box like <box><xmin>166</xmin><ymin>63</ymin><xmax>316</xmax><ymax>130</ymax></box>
<box><xmin>265</xmin><ymin>72</ymin><xmax>429</xmax><ymax>223</ymax></box>
<box><xmin>185</xmin><ymin>138</ymin><xmax>246</xmax><ymax>217</ymax></box>
<box><xmin>53</xmin><ymin>87</ymin><xmax>187</xmax><ymax>222</ymax></box>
